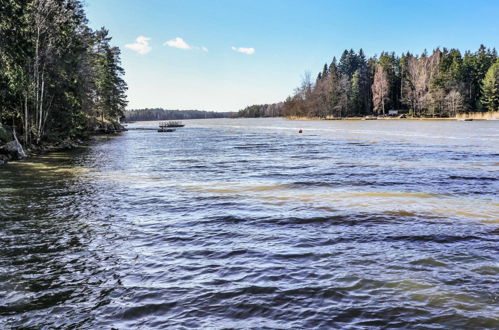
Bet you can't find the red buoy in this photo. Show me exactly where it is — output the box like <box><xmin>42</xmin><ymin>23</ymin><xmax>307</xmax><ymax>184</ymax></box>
<box><xmin>298</xmin><ymin>129</ymin><xmax>303</xmax><ymax>133</ymax></box>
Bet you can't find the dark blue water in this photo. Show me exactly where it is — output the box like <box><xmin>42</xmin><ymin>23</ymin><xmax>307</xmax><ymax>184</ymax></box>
<box><xmin>1</xmin><ymin>118</ymin><xmax>498</xmax><ymax>328</ymax></box>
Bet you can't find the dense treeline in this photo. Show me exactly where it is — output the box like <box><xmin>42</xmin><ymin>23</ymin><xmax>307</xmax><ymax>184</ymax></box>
<box><xmin>237</xmin><ymin>103</ymin><xmax>284</xmax><ymax>118</ymax></box>
<box><xmin>283</xmin><ymin>46</ymin><xmax>499</xmax><ymax>118</ymax></box>
<box><xmin>0</xmin><ymin>0</ymin><xmax>127</xmax><ymax>147</ymax></box>
<box><xmin>125</xmin><ymin>108</ymin><xmax>235</xmax><ymax>121</ymax></box>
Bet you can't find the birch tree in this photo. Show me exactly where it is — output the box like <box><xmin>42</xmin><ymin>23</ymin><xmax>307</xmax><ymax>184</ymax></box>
<box><xmin>403</xmin><ymin>50</ymin><xmax>441</xmax><ymax>115</ymax></box>
<box><xmin>372</xmin><ymin>65</ymin><xmax>389</xmax><ymax>115</ymax></box>
<box><xmin>446</xmin><ymin>90</ymin><xmax>464</xmax><ymax>116</ymax></box>
<box><xmin>0</xmin><ymin>0</ymin><xmax>127</xmax><ymax>145</ymax></box>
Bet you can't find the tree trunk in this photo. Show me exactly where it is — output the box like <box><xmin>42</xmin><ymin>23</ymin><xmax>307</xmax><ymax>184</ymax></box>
<box><xmin>37</xmin><ymin>75</ymin><xmax>45</xmax><ymax>144</ymax></box>
<box><xmin>24</xmin><ymin>94</ymin><xmax>28</xmax><ymax>146</ymax></box>
<box><xmin>34</xmin><ymin>26</ymin><xmax>40</xmax><ymax>131</ymax></box>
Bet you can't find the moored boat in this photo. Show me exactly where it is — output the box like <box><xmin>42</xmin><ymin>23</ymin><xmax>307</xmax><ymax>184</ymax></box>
<box><xmin>159</xmin><ymin>121</ymin><xmax>185</xmax><ymax>128</ymax></box>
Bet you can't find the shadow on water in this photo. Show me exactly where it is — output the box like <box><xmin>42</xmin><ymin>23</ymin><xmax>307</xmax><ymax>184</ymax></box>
<box><xmin>1</xmin><ymin>119</ymin><xmax>499</xmax><ymax>328</ymax></box>
<box><xmin>0</xmin><ymin>147</ymin><xmax>126</xmax><ymax>328</ymax></box>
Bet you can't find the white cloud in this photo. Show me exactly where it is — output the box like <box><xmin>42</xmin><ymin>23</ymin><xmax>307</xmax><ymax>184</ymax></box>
<box><xmin>164</xmin><ymin>37</ymin><xmax>191</xmax><ymax>50</ymax></box>
<box><xmin>231</xmin><ymin>46</ymin><xmax>255</xmax><ymax>55</ymax></box>
<box><xmin>163</xmin><ymin>37</ymin><xmax>208</xmax><ymax>52</ymax></box>
<box><xmin>125</xmin><ymin>36</ymin><xmax>151</xmax><ymax>55</ymax></box>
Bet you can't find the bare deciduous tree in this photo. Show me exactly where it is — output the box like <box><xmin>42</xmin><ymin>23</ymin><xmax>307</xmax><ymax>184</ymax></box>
<box><xmin>446</xmin><ymin>90</ymin><xmax>464</xmax><ymax>116</ymax></box>
<box><xmin>372</xmin><ymin>65</ymin><xmax>389</xmax><ymax>115</ymax></box>
<box><xmin>403</xmin><ymin>50</ymin><xmax>441</xmax><ymax>116</ymax></box>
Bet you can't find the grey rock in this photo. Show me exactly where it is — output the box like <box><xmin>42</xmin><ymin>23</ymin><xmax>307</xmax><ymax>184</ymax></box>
<box><xmin>2</xmin><ymin>140</ymin><xmax>27</xmax><ymax>160</ymax></box>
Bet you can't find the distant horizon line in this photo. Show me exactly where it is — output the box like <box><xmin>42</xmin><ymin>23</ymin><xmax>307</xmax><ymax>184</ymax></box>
<box><xmin>126</xmin><ymin>108</ymin><xmax>237</xmax><ymax>113</ymax></box>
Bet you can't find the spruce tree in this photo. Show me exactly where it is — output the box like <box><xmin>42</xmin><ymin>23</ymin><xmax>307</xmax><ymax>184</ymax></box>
<box><xmin>481</xmin><ymin>60</ymin><xmax>499</xmax><ymax>112</ymax></box>
<box><xmin>321</xmin><ymin>63</ymin><xmax>328</xmax><ymax>79</ymax></box>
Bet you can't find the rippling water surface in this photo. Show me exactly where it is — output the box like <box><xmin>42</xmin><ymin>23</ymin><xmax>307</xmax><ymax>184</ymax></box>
<box><xmin>1</xmin><ymin>118</ymin><xmax>498</xmax><ymax>328</ymax></box>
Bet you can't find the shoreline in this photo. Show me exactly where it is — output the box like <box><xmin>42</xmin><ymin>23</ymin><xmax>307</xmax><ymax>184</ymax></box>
<box><xmin>1</xmin><ymin>118</ymin><xmax>127</xmax><ymax>165</ymax></box>
<box><xmin>284</xmin><ymin>116</ymin><xmax>497</xmax><ymax>121</ymax></box>
<box><xmin>3</xmin><ymin>115</ymin><xmax>497</xmax><ymax>164</ymax></box>
<box><xmin>0</xmin><ymin>128</ymin><xmax>125</xmax><ymax>165</ymax></box>
<box><xmin>285</xmin><ymin>110</ymin><xmax>499</xmax><ymax>121</ymax></box>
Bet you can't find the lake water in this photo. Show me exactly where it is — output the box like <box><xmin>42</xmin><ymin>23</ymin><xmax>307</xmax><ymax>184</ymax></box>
<box><xmin>1</xmin><ymin>118</ymin><xmax>498</xmax><ymax>328</ymax></box>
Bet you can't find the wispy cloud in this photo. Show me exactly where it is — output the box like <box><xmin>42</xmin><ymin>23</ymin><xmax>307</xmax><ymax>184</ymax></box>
<box><xmin>164</xmin><ymin>37</ymin><xmax>191</xmax><ymax>50</ymax></box>
<box><xmin>163</xmin><ymin>37</ymin><xmax>208</xmax><ymax>52</ymax></box>
<box><xmin>125</xmin><ymin>36</ymin><xmax>152</xmax><ymax>55</ymax></box>
<box><xmin>231</xmin><ymin>46</ymin><xmax>255</xmax><ymax>55</ymax></box>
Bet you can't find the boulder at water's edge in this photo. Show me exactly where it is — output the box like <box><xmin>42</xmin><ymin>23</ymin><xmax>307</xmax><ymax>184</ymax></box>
<box><xmin>1</xmin><ymin>139</ymin><xmax>27</xmax><ymax>160</ymax></box>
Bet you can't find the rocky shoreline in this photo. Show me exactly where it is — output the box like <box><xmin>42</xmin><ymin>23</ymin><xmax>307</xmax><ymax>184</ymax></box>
<box><xmin>0</xmin><ymin>122</ymin><xmax>126</xmax><ymax>165</ymax></box>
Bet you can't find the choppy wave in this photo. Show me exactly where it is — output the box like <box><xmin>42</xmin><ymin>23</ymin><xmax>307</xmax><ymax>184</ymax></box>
<box><xmin>1</xmin><ymin>118</ymin><xmax>498</xmax><ymax>328</ymax></box>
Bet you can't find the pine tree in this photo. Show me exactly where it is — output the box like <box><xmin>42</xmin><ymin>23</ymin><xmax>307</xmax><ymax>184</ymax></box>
<box><xmin>481</xmin><ymin>60</ymin><xmax>499</xmax><ymax>112</ymax></box>
<box><xmin>0</xmin><ymin>0</ymin><xmax>127</xmax><ymax>144</ymax></box>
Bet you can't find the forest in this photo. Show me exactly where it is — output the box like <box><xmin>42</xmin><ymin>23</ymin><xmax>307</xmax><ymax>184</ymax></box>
<box><xmin>282</xmin><ymin>46</ymin><xmax>499</xmax><ymax>118</ymax></box>
<box><xmin>237</xmin><ymin>103</ymin><xmax>284</xmax><ymax>118</ymax></box>
<box><xmin>125</xmin><ymin>108</ymin><xmax>235</xmax><ymax>121</ymax></box>
<box><xmin>0</xmin><ymin>0</ymin><xmax>127</xmax><ymax>152</ymax></box>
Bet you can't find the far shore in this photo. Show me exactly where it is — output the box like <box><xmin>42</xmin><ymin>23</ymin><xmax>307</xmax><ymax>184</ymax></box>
<box><xmin>286</xmin><ymin>116</ymin><xmax>477</xmax><ymax>121</ymax></box>
<box><xmin>285</xmin><ymin>111</ymin><xmax>499</xmax><ymax>121</ymax></box>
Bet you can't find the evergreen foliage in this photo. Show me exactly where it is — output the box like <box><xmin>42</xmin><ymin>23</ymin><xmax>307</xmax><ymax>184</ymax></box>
<box><xmin>237</xmin><ymin>103</ymin><xmax>284</xmax><ymax>118</ymax></box>
<box><xmin>0</xmin><ymin>0</ymin><xmax>127</xmax><ymax>145</ymax></box>
<box><xmin>125</xmin><ymin>109</ymin><xmax>235</xmax><ymax>121</ymax></box>
<box><xmin>284</xmin><ymin>46</ymin><xmax>498</xmax><ymax>118</ymax></box>
<box><xmin>481</xmin><ymin>59</ymin><xmax>499</xmax><ymax>112</ymax></box>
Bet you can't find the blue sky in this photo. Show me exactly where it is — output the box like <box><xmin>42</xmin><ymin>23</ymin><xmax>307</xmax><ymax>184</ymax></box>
<box><xmin>84</xmin><ymin>0</ymin><xmax>499</xmax><ymax>111</ymax></box>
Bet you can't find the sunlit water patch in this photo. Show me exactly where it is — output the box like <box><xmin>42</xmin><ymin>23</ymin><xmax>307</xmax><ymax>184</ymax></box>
<box><xmin>1</xmin><ymin>118</ymin><xmax>498</xmax><ymax>328</ymax></box>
